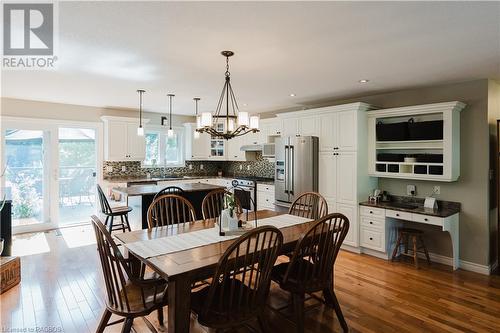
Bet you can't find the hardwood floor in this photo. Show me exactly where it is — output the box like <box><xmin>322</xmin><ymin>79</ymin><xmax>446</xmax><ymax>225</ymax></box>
<box><xmin>2</xmin><ymin>223</ymin><xmax>500</xmax><ymax>333</ymax></box>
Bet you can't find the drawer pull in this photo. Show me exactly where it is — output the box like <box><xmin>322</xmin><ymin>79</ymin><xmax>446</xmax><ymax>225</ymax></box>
<box><xmin>424</xmin><ymin>218</ymin><xmax>428</xmax><ymax>221</ymax></box>
<box><xmin>396</xmin><ymin>213</ymin><xmax>400</xmax><ymax>217</ymax></box>
<box><xmin>370</xmin><ymin>211</ymin><xmax>373</xmax><ymax>214</ymax></box>
<box><xmin>369</xmin><ymin>237</ymin><xmax>373</xmax><ymax>241</ymax></box>
<box><xmin>369</xmin><ymin>221</ymin><xmax>373</xmax><ymax>225</ymax></box>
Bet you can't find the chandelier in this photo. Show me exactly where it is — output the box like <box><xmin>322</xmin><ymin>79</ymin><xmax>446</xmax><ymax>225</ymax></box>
<box><xmin>197</xmin><ymin>51</ymin><xmax>259</xmax><ymax>140</ymax></box>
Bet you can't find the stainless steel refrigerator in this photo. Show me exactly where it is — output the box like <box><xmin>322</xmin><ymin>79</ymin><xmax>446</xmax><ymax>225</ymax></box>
<box><xmin>274</xmin><ymin>136</ymin><xmax>319</xmax><ymax>209</ymax></box>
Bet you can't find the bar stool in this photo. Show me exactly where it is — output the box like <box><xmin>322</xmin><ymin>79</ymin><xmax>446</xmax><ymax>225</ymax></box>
<box><xmin>391</xmin><ymin>228</ymin><xmax>431</xmax><ymax>269</ymax></box>
<box><xmin>96</xmin><ymin>185</ymin><xmax>132</xmax><ymax>233</ymax></box>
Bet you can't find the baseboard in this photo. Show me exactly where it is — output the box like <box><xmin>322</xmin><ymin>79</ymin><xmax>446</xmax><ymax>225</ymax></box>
<box><xmin>346</xmin><ymin>246</ymin><xmax>493</xmax><ymax>275</ymax></box>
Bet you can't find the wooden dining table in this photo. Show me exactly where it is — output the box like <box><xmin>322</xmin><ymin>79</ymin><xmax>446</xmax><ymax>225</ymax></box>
<box><xmin>114</xmin><ymin>210</ymin><xmax>317</xmax><ymax>333</ymax></box>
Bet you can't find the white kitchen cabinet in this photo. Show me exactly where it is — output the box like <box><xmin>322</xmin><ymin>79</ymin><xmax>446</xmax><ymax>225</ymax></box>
<box><xmin>282</xmin><ymin>118</ymin><xmax>299</xmax><ymax>137</ymax></box>
<box><xmin>267</xmin><ymin>118</ymin><xmax>283</xmax><ymax>137</ymax></box>
<box><xmin>319</xmin><ymin>152</ymin><xmax>337</xmax><ymax>201</ymax></box>
<box><xmin>226</xmin><ymin>134</ymin><xmax>246</xmax><ymax>161</ymax></box>
<box><xmin>298</xmin><ymin>117</ymin><xmax>319</xmax><ymax>137</ymax></box>
<box><xmin>336</xmin><ymin>152</ymin><xmax>356</xmax><ymax>205</ymax></box>
<box><xmin>184</xmin><ymin>123</ymin><xmax>211</xmax><ymax>160</ymax></box>
<box><xmin>337</xmin><ymin>110</ymin><xmax>357</xmax><ymax>151</ymax></box>
<box><xmin>319</xmin><ymin>113</ymin><xmax>337</xmax><ymax>151</ymax></box>
<box><xmin>102</xmin><ymin>116</ymin><xmax>147</xmax><ymax>161</ymax></box>
<box><xmin>337</xmin><ymin>203</ymin><xmax>357</xmax><ymax>247</ymax></box>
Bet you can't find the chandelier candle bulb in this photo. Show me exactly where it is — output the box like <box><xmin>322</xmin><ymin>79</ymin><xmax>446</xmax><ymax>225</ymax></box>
<box><xmin>250</xmin><ymin>115</ymin><xmax>260</xmax><ymax>130</ymax></box>
<box><xmin>238</xmin><ymin>111</ymin><xmax>249</xmax><ymax>127</ymax></box>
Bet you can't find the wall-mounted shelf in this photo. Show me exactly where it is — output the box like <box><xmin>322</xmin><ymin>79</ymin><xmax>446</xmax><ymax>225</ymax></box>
<box><xmin>367</xmin><ymin>101</ymin><xmax>465</xmax><ymax>182</ymax></box>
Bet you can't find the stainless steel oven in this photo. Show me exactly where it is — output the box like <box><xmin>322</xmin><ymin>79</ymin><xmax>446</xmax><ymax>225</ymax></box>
<box><xmin>232</xmin><ymin>179</ymin><xmax>257</xmax><ymax>211</ymax></box>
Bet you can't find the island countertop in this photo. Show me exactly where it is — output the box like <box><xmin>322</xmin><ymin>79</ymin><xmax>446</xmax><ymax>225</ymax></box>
<box><xmin>112</xmin><ymin>183</ymin><xmax>224</xmax><ymax>197</ymax></box>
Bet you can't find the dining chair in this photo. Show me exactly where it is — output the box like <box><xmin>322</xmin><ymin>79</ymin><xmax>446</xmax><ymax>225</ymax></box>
<box><xmin>271</xmin><ymin>213</ymin><xmax>350</xmax><ymax>333</ymax></box>
<box><xmin>201</xmin><ymin>188</ymin><xmax>243</xmax><ymax>220</ymax></box>
<box><xmin>152</xmin><ymin>185</ymin><xmax>184</xmax><ymax>201</ymax></box>
<box><xmin>97</xmin><ymin>184</ymin><xmax>132</xmax><ymax>233</ymax></box>
<box><xmin>288</xmin><ymin>192</ymin><xmax>328</xmax><ymax>220</ymax></box>
<box><xmin>91</xmin><ymin>215</ymin><xmax>168</xmax><ymax>333</ymax></box>
<box><xmin>147</xmin><ymin>194</ymin><xmax>196</xmax><ymax>229</ymax></box>
<box><xmin>190</xmin><ymin>225</ymin><xmax>283</xmax><ymax>332</ymax></box>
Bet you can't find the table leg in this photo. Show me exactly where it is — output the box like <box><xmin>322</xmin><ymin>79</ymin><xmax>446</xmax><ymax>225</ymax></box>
<box><xmin>168</xmin><ymin>277</ymin><xmax>192</xmax><ymax>333</ymax></box>
<box><xmin>443</xmin><ymin>214</ymin><xmax>460</xmax><ymax>270</ymax></box>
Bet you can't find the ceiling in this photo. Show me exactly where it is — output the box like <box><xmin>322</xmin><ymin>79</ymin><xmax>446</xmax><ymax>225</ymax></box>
<box><xmin>2</xmin><ymin>1</ymin><xmax>499</xmax><ymax>116</ymax></box>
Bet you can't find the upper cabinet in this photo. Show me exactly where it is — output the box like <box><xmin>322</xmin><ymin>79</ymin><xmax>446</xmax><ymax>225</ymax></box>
<box><xmin>367</xmin><ymin>101</ymin><xmax>465</xmax><ymax>182</ymax></box>
<box><xmin>102</xmin><ymin>116</ymin><xmax>147</xmax><ymax>161</ymax></box>
<box><xmin>184</xmin><ymin>123</ymin><xmax>211</xmax><ymax>160</ymax></box>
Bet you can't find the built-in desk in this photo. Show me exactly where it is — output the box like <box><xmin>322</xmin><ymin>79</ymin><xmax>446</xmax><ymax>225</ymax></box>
<box><xmin>359</xmin><ymin>199</ymin><xmax>461</xmax><ymax>270</ymax></box>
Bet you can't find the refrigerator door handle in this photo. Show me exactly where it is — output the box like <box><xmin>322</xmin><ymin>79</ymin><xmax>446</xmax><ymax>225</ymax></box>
<box><xmin>284</xmin><ymin>145</ymin><xmax>289</xmax><ymax>194</ymax></box>
<box><xmin>290</xmin><ymin>145</ymin><xmax>294</xmax><ymax>195</ymax></box>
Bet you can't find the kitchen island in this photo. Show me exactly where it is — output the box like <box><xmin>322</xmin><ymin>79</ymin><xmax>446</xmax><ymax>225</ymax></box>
<box><xmin>112</xmin><ymin>183</ymin><xmax>224</xmax><ymax>229</ymax></box>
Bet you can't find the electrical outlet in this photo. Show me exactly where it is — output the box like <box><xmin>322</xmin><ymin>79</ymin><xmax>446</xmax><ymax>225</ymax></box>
<box><xmin>200</xmin><ymin>164</ymin><xmax>204</xmax><ymax>170</ymax></box>
<box><xmin>188</xmin><ymin>164</ymin><xmax>193</xmax><ymax>170</ymax></box>
<box><xmin>121</xmin><ymin>166</ymin><xmax>126</xmax><ymax>172</ymax></box>
<box><xmin>433</xmin><ymin>186</ymin><xmax>441</xmax><ymax>195</ymax></box>
<box><xmin>407</xmin><ymin>184</ymin><xmax>416</xmax><ymax>196</ymax></box>
<box><xmin>246</xmin><ymin>165</ymin><xmax>251</xmax><ymax>171</ymax></box>
<box><xmin>106</xmin><ymin>166</ymin><xmax>113</xmax><ymax>173</ymax></box>
<box><xmin>239</xmin><ymin>165</ymin><xmax>243</xmax><ymax>171</ymax></box>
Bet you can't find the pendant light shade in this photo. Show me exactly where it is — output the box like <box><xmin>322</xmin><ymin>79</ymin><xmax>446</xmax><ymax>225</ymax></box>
<box><xmin>196</xmin><ymin>51</ymin><xmax>259</xmax><ymax>139</ymax></box>
<box><xmin>137</xmin><ymin>89</ymin><xmax>145</xmax><ymax>136</ymax></box>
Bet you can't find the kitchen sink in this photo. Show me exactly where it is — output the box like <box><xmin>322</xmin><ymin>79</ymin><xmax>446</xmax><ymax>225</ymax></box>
<box><xmin>388</xmin><ymin>202</ymin><xmax>420</xmax><ymax>210</ymax></box>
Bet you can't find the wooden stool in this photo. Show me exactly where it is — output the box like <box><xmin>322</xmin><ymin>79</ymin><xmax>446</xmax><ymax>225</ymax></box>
<box><xmin>391</xmin><ymin>228</ymin><xmax>431</xmax><ymax>269</ymax></box>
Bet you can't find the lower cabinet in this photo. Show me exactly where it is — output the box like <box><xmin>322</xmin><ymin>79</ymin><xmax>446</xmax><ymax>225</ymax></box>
<box><xmin>359</xmin><ymin>206</ymin><xmax>387</xmax><ymax>253</ymax></box>
<box><xmin>337</xmin><ymin>203</ymin><xmax>357</xmax><ymax>247</ymax></box>
<box><xmin>257</xmin><ymin>184</ymin><xmax>275</xmax><ymax>211</ymax></box>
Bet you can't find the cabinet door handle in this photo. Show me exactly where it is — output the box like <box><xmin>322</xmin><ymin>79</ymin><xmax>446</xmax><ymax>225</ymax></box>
<box><xmin>369</xmin><ymin>237</ymin><xmax>373</xmax><ymax>241</ymax></box>
<box><xmin>369</xmin><ymin>221</ymin><xmax>373</xmax><ymax>224</ymax></box>
<box><xmin>424</xmin><ymin>218</ymin><xmax>428</xmax><ymax>221</ymax></box>
<box><xmin>369</xmin><ymin>211</ymin><xmax>373</xmax><ymax>214</ymax></box>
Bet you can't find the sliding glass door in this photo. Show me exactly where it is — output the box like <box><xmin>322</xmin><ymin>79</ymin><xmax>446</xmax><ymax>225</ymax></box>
<box><xmin>2</xmin><ymin>120</ymin><xmax>101</xmax><ymax>233</ymax></box>
<box><xmin>4</xmin><ymin>129</ymin><xmax>51</xmax><ymax>230</ymax></box>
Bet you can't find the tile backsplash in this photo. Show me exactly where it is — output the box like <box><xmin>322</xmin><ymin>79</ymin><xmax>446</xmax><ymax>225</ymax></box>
<box><xmin>103</xmin><ymin>153</ymin><xmax>275</xmax><ymax>179</ymax></box>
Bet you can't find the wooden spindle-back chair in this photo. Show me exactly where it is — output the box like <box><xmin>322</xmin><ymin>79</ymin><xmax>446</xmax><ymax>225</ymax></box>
<box><xmin>91</xmin><ymin>215</ymin><xmax>167</xmax><ymax>333</ymax></box>
<box><xmin>288</xmin><ymin>192</ymin><xmax>328</xmax><ymax>220</ymax></box>
<box><xmin>96</xmin><ymin>184</ymin><xmax>132</xmax><ymax>233</ymax></box>
<box><xmin>271</xmin><ymin>213</ymin><xmax>350</xmax><ymax>333</ymax></box>
<box><xmin>147</xmin><ymin>194</ymin><xmax>196</xmax><ymax>229</ymax></box>
<box><xmin>152</xmin><ymin>186</ymin><xmax>184</xmax><ymax>201</ymax></box>
<box><xmin>201</xmin><ymin>188</ymin><xmax>243</xmax><ymax>220</ymax></box>
<box><xmin>190</xmin><ymin>226</ymin><xmax>283</xmax><ymax>331</ymax></box>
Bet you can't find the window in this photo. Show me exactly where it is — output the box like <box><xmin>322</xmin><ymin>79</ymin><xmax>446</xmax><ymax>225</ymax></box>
<box><xmin>143</xmin><ymin>127</ymin><xmax>184</xmax><ymax>167</ymax></box>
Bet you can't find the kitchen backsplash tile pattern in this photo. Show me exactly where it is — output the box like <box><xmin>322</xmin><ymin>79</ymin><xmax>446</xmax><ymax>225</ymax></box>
<box><xmin>103</xmin><ymin>153</ymin><xmax>275</xmax><ymax>179</ymax></box>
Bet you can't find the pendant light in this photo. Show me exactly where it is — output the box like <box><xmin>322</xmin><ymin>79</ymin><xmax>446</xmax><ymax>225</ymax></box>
<box><xmin>197</xmin><ymin>50</ymin><xmax>259</xmax><ymax>139</ymax></box>
<box><xmin>194</xmin><ymin>97</ymin><xmax>201</xmax><ymax>139</ymax></box>
<box><xmin>167</xmin><ymin>93</ymin><xmax>175</xmax><ymax>138</ymax></box>
<box><xmin>137</xmin><ymin>89</ymin><xmax>145</xmax><ymax>136</ymax></box>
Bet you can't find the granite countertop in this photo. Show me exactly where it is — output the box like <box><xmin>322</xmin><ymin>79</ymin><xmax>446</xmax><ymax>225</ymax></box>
<box><xmin>359</xmin><ymin>196</ymin><xmax>460</xmax><ymax>218</ymax></box>
<box><xmin>112</xmin><ymin>183</ymin><xmax>224</xmax><ymax>196</ymax></box>
<box><xmin>104</xmin><ymin>175</ymin><xmax>275</xmax><ymax>185</ymax></box>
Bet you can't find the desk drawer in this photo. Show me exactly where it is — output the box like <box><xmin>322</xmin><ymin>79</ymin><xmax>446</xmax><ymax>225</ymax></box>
<box><xmin>360</xmin><ymin>216</ymin><xmax>385</xmax><ymax>230</ymax></box>
<box><xmin>411</xmin><ymin>213</ymin><xmax>442</xmax><ymax>226</ymax></box>
<box><xmin>360</xmin><ymin>227</ymin><xmax>384</xmax><ymax>252</ymax></box>
<box><xmin>360</xmin><ymin>206</ymin><xmax>385</xmax><ymax>218</ymax></box>
<box><xmin>386</xmin><ymin>209</ymin><xmax>412</xmax><ymax>220</ymax></box>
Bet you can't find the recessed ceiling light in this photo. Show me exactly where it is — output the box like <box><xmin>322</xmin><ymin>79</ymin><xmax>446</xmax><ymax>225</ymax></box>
<box><xmin>290</xmin><ymin>93</ymin><xmax>296</xmax><ymax>97</ymax></box>
<box><xmin>359</xmin><ymin>79</ymin><xmax>370</xmax><ymax>83</ymax></box>
<box><xmin>242</xmin><ymin>103</ymin><xmax>248</xmax><ymax>106</ymax></box>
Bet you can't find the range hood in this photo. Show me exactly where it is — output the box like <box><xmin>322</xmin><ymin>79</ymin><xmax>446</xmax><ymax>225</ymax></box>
<box><xmin>240</xmin><ymin>143</ymin><xmax>275</xmax><ymax>157</ymax></box>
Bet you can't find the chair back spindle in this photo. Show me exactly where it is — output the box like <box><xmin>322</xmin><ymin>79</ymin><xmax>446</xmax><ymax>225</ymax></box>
<box><xmin>284</xmin><ymin>213</ymin><xmax>349</xmax><ymax>293</ymax></box>
<box><xmin>202</xmin><ymin>226</ymin><xmax>283</xmax><ymax>319</ymax></box>
<box><xmin>288</xmin><ymin>192</ymin><xmax>328</xmax><ymax>220</ymax></box>
<box><xmin>97</xmin><ymin>184</ymin><xmax>113</xmax><ymax>215</ymax></box>
<box><xmin>147</xmin><ymin>194</ymin><xmax>196</xmax><ymax>229</ymax></box>
<box><xmin>153</xmin><ymin>186</ymin><xmax>184</xmax><ymax>201</ymax></box>
<box><xmin>202</xmin><ymin>189</ymin><xmax>243</xmax><ymax>220</ymax></box>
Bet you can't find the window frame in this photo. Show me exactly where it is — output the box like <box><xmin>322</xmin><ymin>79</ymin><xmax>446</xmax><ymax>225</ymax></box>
<box><xmin>142</xmin><ymin>125</ymin><xmax>185</xmax><ymax>168</ymax></box>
